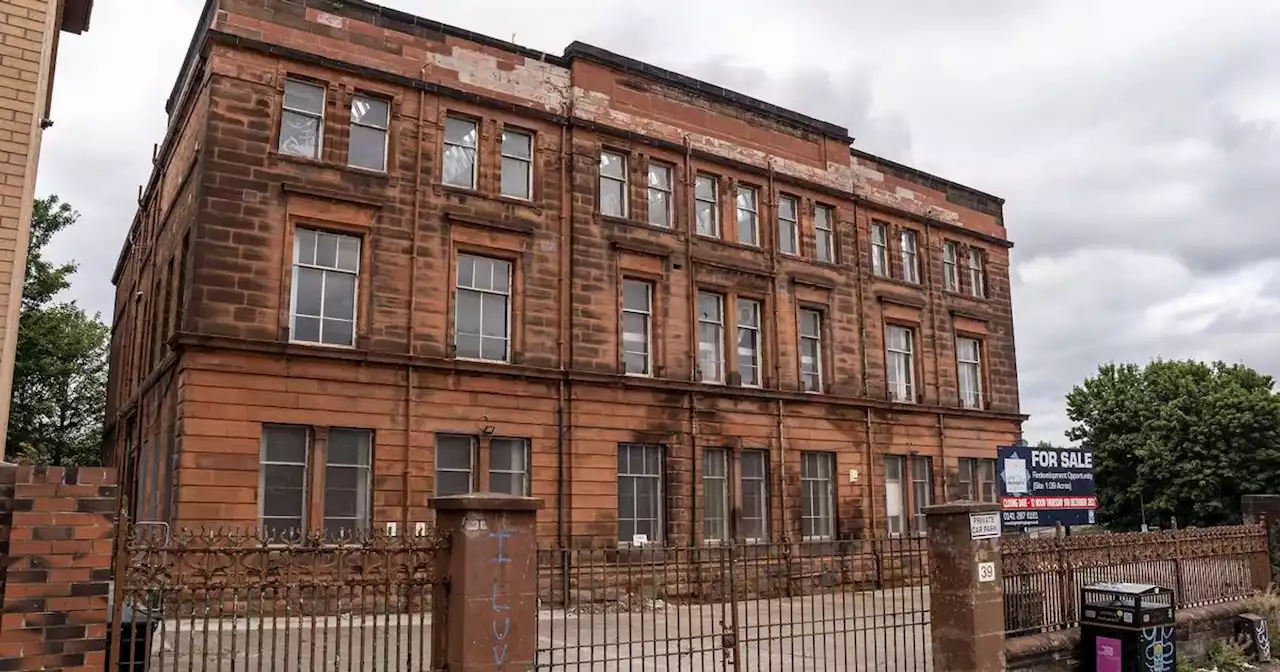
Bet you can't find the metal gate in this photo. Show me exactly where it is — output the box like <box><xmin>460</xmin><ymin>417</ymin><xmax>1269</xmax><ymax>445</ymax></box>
<box><xmin>535</xmin><ymin>537</ymin><xmax>932</xmax><ymax>671</ymax></box>
<box><xmin>107</xmin><ymin>520</ymin><xmax>448</xmax><ymax>671</ymax></box>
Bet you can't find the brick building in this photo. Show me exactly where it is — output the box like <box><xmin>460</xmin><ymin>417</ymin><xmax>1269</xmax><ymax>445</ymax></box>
<box><xmin>0</xmin><ymin>0</ymin><xmax>92</xmax><ymax>455</ymax></box>
<box><xmin>106</xmin><ymin>0</ymin><xmax>1024</xmax><ymax>547</ymax></box>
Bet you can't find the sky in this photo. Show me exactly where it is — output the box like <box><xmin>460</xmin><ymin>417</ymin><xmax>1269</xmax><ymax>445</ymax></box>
<box><xmin>35</xmin><ymin>0</ymin><xmax>1280</xmax><ymax>444</ymax></box>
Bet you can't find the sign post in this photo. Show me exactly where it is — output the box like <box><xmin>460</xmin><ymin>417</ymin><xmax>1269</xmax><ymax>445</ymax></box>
<box><xmin>997</xmin><ymin>445</ymin><xmax>1097</xmax><ymax>530</ymax></box>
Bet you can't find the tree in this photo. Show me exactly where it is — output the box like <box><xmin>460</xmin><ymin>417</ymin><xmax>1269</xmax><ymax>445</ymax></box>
<box><xmin>1066</xmin><ymin>359</ymin><xmax>1280</xmax><ymax>530</ymax></box>
<box><xmin>5</xmin><ymin>196</ymin><xmax>108</xmax><ymax>466</ymax></box>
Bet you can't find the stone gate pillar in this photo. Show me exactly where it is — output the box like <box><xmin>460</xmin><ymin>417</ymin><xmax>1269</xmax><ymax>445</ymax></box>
<box><xmin>925</xmin><ymin>501</ymin><xmax>1005</xmax><ymax>672</ymax></box>
<box><xmin>1242</xmin><ymin>495</ymin><xmax>1280</xmax><ymax>585</ymax></box>
<box><xmin>430</xmin><ymin>493</ymin><xmax>543</xmax><ymax>672</ymax></box>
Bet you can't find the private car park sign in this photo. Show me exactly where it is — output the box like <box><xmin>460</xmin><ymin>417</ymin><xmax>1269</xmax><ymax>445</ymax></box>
<box><xmin>998</xmin><ymin>445</ymin><xmax>1097</xmax><ymax>529</ymax></box>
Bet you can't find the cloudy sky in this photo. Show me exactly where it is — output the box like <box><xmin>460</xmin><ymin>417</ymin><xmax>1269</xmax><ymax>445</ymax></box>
<box><xmin>36</xmin><ymin>1</ymin><xmax>1280</xmax><ymax>444</ymax></box>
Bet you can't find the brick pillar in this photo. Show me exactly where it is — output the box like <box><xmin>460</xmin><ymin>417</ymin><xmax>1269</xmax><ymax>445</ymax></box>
<box><xmin>925</xmin><ymin>501</ymin><xmax>1005</xmax><ymax>672</ymax></box>
<box><xmin>430</xmin><ymin>493</ymin><xmax>542</xmax><ymax>672</ymax></box>
<box><xmin>0</xmin><ymin>465</ymin><xmax>118</xmax><ymax>672</ymax></box>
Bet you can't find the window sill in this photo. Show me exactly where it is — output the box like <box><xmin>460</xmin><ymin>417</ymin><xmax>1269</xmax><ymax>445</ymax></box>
<box><xmin>455</xmin><ymin>356</ymin><xmax>511</xmax><ymax>366</ymax></box>
<box><xmin>441</xmin><ymin>183</ymin><xmax>483</xmax><ymax>197</ymax></box>
<box><xmin>289</xmin><ymin>339</ymin><xmax>357</xmax><ymax>351</ymax></box>
<box><xmin>495</xmin><ymin>194</ymin><xmax>542</xmax><ymax>210</ymax></box>
<box><xmin>269</xmin><ymin>151</ymin><xmax>396</xmax><ymax>186</ymax></box>
<box><xmin>872</xmin><ymin>275</ymin><xmax>926</xmax><ymax>291</ymax></box>
<box><xmin>695</xmin><ymin>233</ymin><xmax>768</xmax><ymax>254</ymax></box>
<box><xmin>600</xmin><ymin>213</ymin><xmax>677</xmax><ymax>234</ymax></box>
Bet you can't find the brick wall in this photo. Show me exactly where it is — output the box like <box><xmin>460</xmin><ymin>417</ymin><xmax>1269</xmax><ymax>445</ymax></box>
<box><xmin>0</xmin><ymin>465</ymin><xmax>118</xmax><ymax>672</ymax></box>
<box><xmin>106</xmin><ymin>0</ymin><xmax>1024</xmax><ymax>547</ymax></box>
<box><xmin>0</xmin><ymin>0</ymin><xmax>58</xmax><ymax>454</ymax></box>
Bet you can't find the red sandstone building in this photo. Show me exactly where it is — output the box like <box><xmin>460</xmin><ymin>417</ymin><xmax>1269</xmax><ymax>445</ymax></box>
<box><xmin>106</xmin><ymin>0</ymin><xmax>1024</xmax><ymax>547</ymax></box>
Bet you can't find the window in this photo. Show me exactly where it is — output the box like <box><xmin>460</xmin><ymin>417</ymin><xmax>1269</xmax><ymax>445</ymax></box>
<box><xmin>500</xmin><ymin>128</ymin><xmax>533</xmax><ymax>199</ymax></box>
<box><xmin>885</xmin><ymin>456</ymin><xmax>905</xmax><ymax>536</ymax></box>
<box><xmin>741</xmin><ymin>450</ymin><xmax>769</xmax><ymax>542</ymax></box>
<box><xmin>737</xmin><ymin>299</ymin><xmax>762</xmax><ymax>387</ymax></box>
<box><xmin>698</xmin><ymin>292</ymin><xmax>724</xmax><ymax>383</ymax></box>
<box><xmin>324</xmin><ymin>429</ymin><xmax>372</xmax><ymax>538</ymax></box>
<box><xmin>454</xmin><ymin>254</ymin><xmax>512</xmax><ymax>362</ymax></box>
<box><xmin>886</xmin><ymin>325</ymin><xmax>916</xmax><ymax>403</ymax></box>
<box><xmin>647</xmin><ymin>163</ymin><xmax>673</xmax><ymax>227</ymax></box>
<box><xmin>814</xmin><ymin>205</ymin><xmax>835</xmax><ymax>263</ymax></box>
<box><xmin>261</xmin><ymin>425</ymin><xmax>309</xmax><ymax>539</ymax></box>
<box><xmin>695</xmin><ymin>174</ymin><xmax>719</xmax><ymax>237</ymax></box>
<box><xmin>968</xmin><ymin>248</ymin><xmax>987</xmax><ymax>298</ymax></box>
<box><xmin>291</xmin><ymin>229</ymin><xmax>359</xmax><ymax>347</ymax></box>
<box><xmin>489</xmin><ymin>438</ymin><xmax>530</xmax><ymax>496</ymax></box>
<box><xmin>435</xmin><ymin>435</ymin><xmax>476</xmax><ymax>496</ymax></box>
<box><xmin>260</xmin><ymin>425</ymin><xmax>373</xmax><ymax>542</ymax></box>
<box><xmin>901</xmin><ymin>229</ymin><xmax>919</xmax><ymax>283</ymax></box>
<box><xmin>442</xmin><ymin>116</ymin><xmax>478</xmax><ymax>188</ymax></box>
<box><xmin>703</xmin><ymin>448</ymin><xmax>728</xmax><ymax>543</ymax></box>
<box><xmin>736</xmin><ymin>185</ymin><xmax>759</xmax><ymax>246</ymax></box>
<box><xmin>958</xmin><ymin>458</ymin><xmax>997</xmax><ymax>503</ymax></box>
<box><xmin>599</xmin><ymin>151</ymin><xmax>627</xmax><ymax>217</ymax></box>
<box><xmin>801</xmin><ymin>452</ymin><xmax>835</xmax><ymax>540</ymax></box>
<box><xmin>280</xmin><ymin>79</ymin><xmax>324</xmax><ymax>159</ymax></box>
<box><xmin>943</xmin><ymin>242</ymin><xmax>959</xmax><ymax>292</ymax></box>
<box><xmin>799</xmin><ymin>309</ymin><xmax>823</xmax><ymax>393</ymax></box>
<box><xmin>886</xmin><ymin>455</ymin><xmax>934</xmax><ymax>535</ymax></box>
<box><xmin>957</xmin><ymin>336</ymin><xmax>983</xmax><ymax>409</ymax></box>
<box><xmin>436</xmin><ymin>435</ymin><xmax>529</xmax><ymax>496</ymax></box>
<box><xmin>618</xmin><ymin>444</ymin><xmax>663</xmax><ymax>545</ymax></box>
<box><xmin>870</xmin><ymin>223</ymin><xmax>889</xmax><ymax>277</ymax></box>
<box><xmin>778</xmin><ymin>195</ymin><xmax>799</xmax><ymax>256</ymax></box>
<box><xmin>622</xmin><ymin>279</ymin><xmax>652</xmax><ymax>376</ymax></box>
<box><xmin>349</xmin><ymin>94</ymin><xmax>389</xmax><ymax>171</ymax></box>
<box><xmin>911</xmin><ymin>457</ymin><xmax>933</xmax><ymax>532</ymax></box>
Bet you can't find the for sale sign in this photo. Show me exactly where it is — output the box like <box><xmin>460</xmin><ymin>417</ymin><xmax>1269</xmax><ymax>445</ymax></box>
<box><xmin>998</xmin><ymin>445</ymin><xmax>1096</xmax><ymax>529</ymax></box>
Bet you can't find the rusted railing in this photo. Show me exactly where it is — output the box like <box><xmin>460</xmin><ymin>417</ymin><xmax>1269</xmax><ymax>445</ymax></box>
<box><xmin>536</xmin><ymin>537</ymin><xmax>932</xmax><ymax>671</ymax></box>
<box><xmin>1001</xmin><ymin>523</ymin><xmax>1269</xmax><ymax>636</ymax></box>
<box><xmin>109</xmin><ymin>524</ymin><xmax>448</xmax><ymax>671</ymax></box>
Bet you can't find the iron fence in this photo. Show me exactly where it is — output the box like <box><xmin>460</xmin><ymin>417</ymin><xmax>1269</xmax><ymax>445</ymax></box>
<box><xmin>108</xmin><ymin>524</ymin><xmax>448</xmax><ymax>671</ymax></box>
<box><xmin>535</xmin><ymin>537</ymin><xmax>931</xmax><ymax>671</ymax></box>
<box><xmin>1001</xmin><ymin>523</ymin><xmax>1269</xmax><ymax>636</ymax></box>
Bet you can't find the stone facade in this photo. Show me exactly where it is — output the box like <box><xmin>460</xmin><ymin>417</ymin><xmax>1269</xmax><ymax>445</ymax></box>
<box><xmin>107</xmin><ymin>0</ymin><xmax>1024</xmax><ymax>547</ymax></box>
<box><xmin>0</xmin><ymin>0</ymin><xmax>91</xmax><ymax>455</ymax></box>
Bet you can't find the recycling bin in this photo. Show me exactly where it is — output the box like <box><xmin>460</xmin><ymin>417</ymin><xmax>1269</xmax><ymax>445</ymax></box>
<box><xmin>1080</xmin><ymin>582</ymin><xmax>1176</xmax><ymax>672</ymax></box>
<box><xmin>107</xmin><ymin>605</ymin><xmax>156</xmax><ymax>671</ymax></box>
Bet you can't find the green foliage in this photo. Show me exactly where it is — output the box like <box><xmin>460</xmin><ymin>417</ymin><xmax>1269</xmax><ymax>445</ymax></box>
<box><xmin>1205</xmin><ymin>638</ymin><xmax>1249</xmax><ymax>671</ymax></box>
<box><xmin>1067</xmin><ymin>359</ymin><xmax>1280</xmax><ymax>530</ymax></box>
<box><xmin>5</xmin><ymin>196</ymin><xmax>108</xmax><ymax>466</ymax></box>
<box><xmin>1243</xmin><ymin>588</ymin><xmax>1280</xmax><ymax>642</ymax></box>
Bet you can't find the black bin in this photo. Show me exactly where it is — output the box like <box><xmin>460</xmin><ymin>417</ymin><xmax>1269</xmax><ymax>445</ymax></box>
<box><xmin>106</xmin><ymin>606</ymin><xmax>156</xmax><ymax>671</ymax></box>
<box><xmin>1080</xmin><ymin>582</ymin><xmax>1176</xmax><ymax>671</ymax></box>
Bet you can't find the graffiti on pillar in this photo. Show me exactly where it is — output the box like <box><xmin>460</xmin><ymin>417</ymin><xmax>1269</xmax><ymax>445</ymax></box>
<box><xmin>490</xmin><ymin>529</ymin><xmax>515</xmax><ymax>667</ymax></box>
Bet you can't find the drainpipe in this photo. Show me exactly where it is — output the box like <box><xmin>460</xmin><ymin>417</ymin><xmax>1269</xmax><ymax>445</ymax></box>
<box><xmin>683</xmin><ymin>134</ymin><xmax>697</xmax><ymax>545</ymax></box>
<box><xmin>402</xmin><ymin>68</ymin><xmax>428</xmax><ymax>532</ymax></box>
<box><xmin>557</xmin><ymin>90</ymin><xmax>576</xmax><ymax>595</ymax></box>
<box><xmin>766</xmin><ymin>159</ymin><xmax>788</xmax><ymax>543</ymax></box>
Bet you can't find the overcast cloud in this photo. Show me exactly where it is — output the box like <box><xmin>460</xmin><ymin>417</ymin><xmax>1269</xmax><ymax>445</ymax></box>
<box><xmin>35</xmin><ymin>1</ymin><xmax>1280</xmax><ymax>444</ymax></box>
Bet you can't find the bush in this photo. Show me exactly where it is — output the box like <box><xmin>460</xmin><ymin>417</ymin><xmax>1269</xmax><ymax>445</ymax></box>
<box><xmin>1205</xmin><ymin>638</ymin><xmax>1249</xmax><ymax>671</ymax></box>
<box><xmin>1243</xmin><ymin>587</ymin><xmax>1280</xmax><ymax>639</ymax></box>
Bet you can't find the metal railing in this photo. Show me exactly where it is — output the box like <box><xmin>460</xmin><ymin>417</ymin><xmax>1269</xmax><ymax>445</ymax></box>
<box><xmin>535</xmin><ymin>537</ymin><xmax>932</xmax><ymax>671</ymax></box>
<box><xmin>108</xmin><ymin>524</ymin><xmax>448</xmax><ymax>671</ymax></box>
<box><xmin>1001</xmin><ymin>523</ymin><xmax>1269</xmax><ymax>636</ymax></box>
